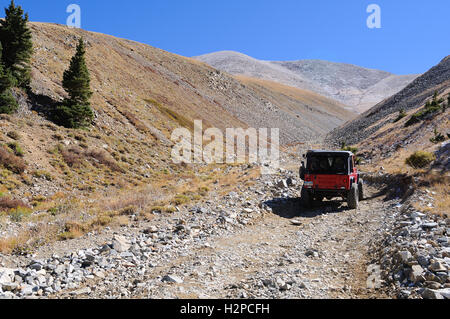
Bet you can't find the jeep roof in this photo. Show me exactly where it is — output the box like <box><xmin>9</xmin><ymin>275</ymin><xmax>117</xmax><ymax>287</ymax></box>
<box><xmin>305</xmin><ymin>150</ymin><xmax>354</xmax><ymax>156</ymax></box>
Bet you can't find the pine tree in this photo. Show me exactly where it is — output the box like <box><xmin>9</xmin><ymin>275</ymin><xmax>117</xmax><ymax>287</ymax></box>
<box><xmin>54</xmin><ymin>38</ymin><xmax>93</xmax><ymax>128</ymax></box>
<box><xmin>62</xmin><ymin>38</ymin><xmax>92</xmax><ymax>105</ymax></box>
<box><xmin>0</xmin><ymin>0</ymin><xmax>33</xmax><ymax>88</ymax></box>
<box><xmin>0</xmin><ymin>43</ymin><xmax>18</xmax><ymax>114</ymax></box>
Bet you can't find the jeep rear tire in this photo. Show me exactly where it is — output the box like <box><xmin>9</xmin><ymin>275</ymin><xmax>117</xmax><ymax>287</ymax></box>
<box><xmin>358</xmin><ymin>179</ymin><xmax>365</xmax><ymax>201</ymax></box>
<box><xmin>301</xmin><ymin>187</ymin><xmax>313</xmax><ymax>208</ymax></box>
<box><xmin>347</xmin><ymin>183</ymin><xmax>359</xmax><ymax>209</ymax></box>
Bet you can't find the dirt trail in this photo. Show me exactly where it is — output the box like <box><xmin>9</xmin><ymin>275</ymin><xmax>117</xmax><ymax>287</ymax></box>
<box><xmin>129</xmin><ymin>184</ymin><xmax>395</xmax><ymax>299</ymax></box>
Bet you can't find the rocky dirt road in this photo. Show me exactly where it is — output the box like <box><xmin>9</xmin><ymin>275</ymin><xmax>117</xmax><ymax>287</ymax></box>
<box><xmin>132</xmin><ymin>184</ymin><xmax>396</xmax><ymax>299</ymax></box>
<box><xmin>1</xmin><ymin>151</ymin><xmax>448</xmax><ymax>299</ymax></box>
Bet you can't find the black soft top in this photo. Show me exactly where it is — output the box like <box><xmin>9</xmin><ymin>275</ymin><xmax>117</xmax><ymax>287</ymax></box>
<box><xmin>306</xmin><ymin>150</ymin><xmax>354</xmax><ymax>156</ymax></box>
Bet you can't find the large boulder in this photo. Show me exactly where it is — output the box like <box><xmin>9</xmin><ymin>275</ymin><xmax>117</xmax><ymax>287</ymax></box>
<box><xmin>111</xmin><ymin>235</ymin><xmax>131</xmax><ymax>253</ymax></box>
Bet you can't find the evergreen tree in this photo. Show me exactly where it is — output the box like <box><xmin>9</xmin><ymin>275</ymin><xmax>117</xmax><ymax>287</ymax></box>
<box><xmin>54</xmin><ymin>38</ymin><xmax>93</xmax><ymax>128</ymax></box>
<box><xmin>0</xmin><ymin>0</ymin><xmax>33</xmax><ymax>88</ymax></box>
<box><xmin>0</xmin><ymin>43</ymin><xmax>18</xmax><ymax>114</ymax></box>
<box><xmin>62</xmin><ymin>38</ymin><xmax>92</xmax><ymax>105</ymax></box>
<box><xmin>432</xmin><ymin>91</ymin><xmax>438</xmax><ymax>103</ymax></box>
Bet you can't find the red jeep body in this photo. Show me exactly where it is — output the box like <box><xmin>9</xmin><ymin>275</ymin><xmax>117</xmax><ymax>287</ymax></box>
<box><xmin>299</xmin><ymin>150</ymin><xmax>363</xmax><ymax>208</ymax></box>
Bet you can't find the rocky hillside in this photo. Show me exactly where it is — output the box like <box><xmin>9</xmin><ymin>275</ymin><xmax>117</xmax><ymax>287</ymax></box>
<box><xmin>194</xmin><ymin>51</ymin><xmax>418</xmax><ymax>113</ymax></box>
<box><xmin>326</xmin><ymin>55</ymin><xmax>450</xmax><ymax>153</ymax></box>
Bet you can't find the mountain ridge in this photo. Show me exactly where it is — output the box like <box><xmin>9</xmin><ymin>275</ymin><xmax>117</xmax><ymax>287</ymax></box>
<box><xmin>325</xmin><ymin>54</ymin><xmax>450</xmax><ymax>176</ymax></box>
<box><xmin>194</xmin><ymin>50</ymin><xmax>419</xmax><ymax>113</ymax></box>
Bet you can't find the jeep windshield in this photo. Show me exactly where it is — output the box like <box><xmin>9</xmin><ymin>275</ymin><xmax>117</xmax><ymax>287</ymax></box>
<box><xmin>307</xmin><ymin>154</ymin><xmax>349</xmax><ymax>175</ymax></box>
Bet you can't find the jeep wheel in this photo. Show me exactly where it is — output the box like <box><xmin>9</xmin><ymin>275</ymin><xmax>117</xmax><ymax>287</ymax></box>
<box><xmin>358</xmin><ymin>179</ymin><xmax>365</xmax><ymax>201</ymax></box>
<box><xmin>347</xmin><ymin>183</ymin><xmax>359</xmax><ymax>209</ymax></box>
<box><xmin>301</xmin><ymin>187</ymin><xmax>313</xmax><ymax>208</ymax></box>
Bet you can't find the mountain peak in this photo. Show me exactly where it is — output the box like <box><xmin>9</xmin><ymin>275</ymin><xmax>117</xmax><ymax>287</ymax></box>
<box><xmin>195</xmin><ymin>51</ymin><xmax>419</xmax><ymax>113</ymax></box>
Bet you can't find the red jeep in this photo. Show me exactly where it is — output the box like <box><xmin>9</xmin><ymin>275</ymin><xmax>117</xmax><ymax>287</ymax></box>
<box><xmin>299</xmin><ymin>150</ymin><xmax>364</xmax><ymax>209</ymax></box>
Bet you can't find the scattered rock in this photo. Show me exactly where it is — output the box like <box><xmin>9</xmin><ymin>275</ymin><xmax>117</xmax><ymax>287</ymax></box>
<box><xmin>409</xmin><ymin>265</ymin><xmax>424</xmax><ymax>283</ymax></box>
<box><xmin>422</xmin><ymin>288</ymin><xmax>444</xmax><ymax>300</ymax></box>
<box><xmin>162</xmin><ymin>275</ymin><xmax>183</xmax><ymax>284</ymax></box>
<box><xmin>70</xmin><ymin>287</ymin><xmax>91</xmax><ymax>296</ymax></box>
<box><xmin>112</xmin><ymin>235</ymin><xmax>131</xmax><ymax>253</ymax></box>
<box><xmin>429</xmin><ymin>261</ymin><xmax>447</xmax><ymax>273</ymax></box>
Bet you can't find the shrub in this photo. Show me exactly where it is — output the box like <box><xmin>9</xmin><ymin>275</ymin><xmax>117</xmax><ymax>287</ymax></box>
<box><xmin>197</xmin><ymin>186</ymin><xmax>209</xmax><ymax>196</ymax></box>
<box><xmin>405</xmin><ymin>97</ymin><xmax>443</xmax><ymax>127</ymax></box>
<box><xmin>7</xmin><ymin>141</ymin><xmax>23</xmax><ymax>157</ymax></box>
<box><xmin>52</xmin><ymin>134</ymin><xmax>63</xmax><ymax>141</ymax></box>
<box><xmin>58</xmin><ymin>221</ymin><xmax>87</xmax><ymax>241</ymax></box>
<box><xmin>85</xmin><ymin>149</ymin><xmax>124</xmax><ymax>173</ymax></box>
<box><xmin>151</xmin><ymin>205</ymin><xmax>176</xmax><ymax>214</ymax></box>
<box><xmin>340</xmin><ymin>142</ymin><xmax>361</xmax><ymax>164</ymax></box>
<box><xmin>0</xmin><ymin>196</ymin><xmax>28</xmax><ymax>211</ymax></box>
<box><xmin>340</xmin><ymin>142</ymin><xmax>358</xmax><ymax>153</ymax></box>
<box><xmin>120</xmin><ymin>206</ymin><xmax>136</xmax><ymax>216</ymax></box>
<box><xmin>430</xmin><ymin>128</ymin><xmax>446</xmax><ymax>144</ymax></box>
<box><xmin>32</xmin><ymin>170</ymin><xmax>53</xmax><ymax>181</ymax></box>
<box><xmin>405</xmin><ymin>151</ymin><xmax>436</xmax><ymax>169</ymax></box>
<box><xmin>90</xmin><ymin>214</ymin><xmax>112</xmax><ymax>227</ymax></box>
<box><xmin>8</xmin><ymin>207</ymin><xmax>32</xmax><ymax>222</ymax></box>
<box><xmin>0</xmin><ymin>145</ymin><xmax>26</xmax><ymax>173</ymax></box>
<box><xmin>173</xmin><ymin>194</ymin><xmax>190</xmax><ymax>206</ymax></box>
<box><xmin>61</xmin><ymin>146</ymin><xmax>84</xmax><ymax>167</ymax></box>
<box><xmin>6</xmin><ymin>131</ymin><xmax>20</xmax><ymax>140</ymax></box>
<box><xmin>394</xmin><ymin>109</ymin><xmax>407</xmax><ymax>123</ymax></box>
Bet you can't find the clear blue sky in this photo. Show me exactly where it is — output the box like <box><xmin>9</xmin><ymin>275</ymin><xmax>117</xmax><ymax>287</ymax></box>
<box><xmin>2</xmin><ymin>0</ymin><xmax>449</xmax><ymax>74</ymax></box>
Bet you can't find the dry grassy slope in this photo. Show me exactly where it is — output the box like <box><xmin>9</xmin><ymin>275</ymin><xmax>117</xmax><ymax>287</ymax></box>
<box><xmin>235</xmin><ymin>76</ymin><xmax>355</xmax><ymax>142</ymax></box>
<box><xmin>28</xmin><ymin>23</ymin><xmax>354</xmax><ymax>143</ymax></box>
<box><xmin>0</xmin><ymin>22</ymin><xmax>354</xmax><ymax>200</ymax></box>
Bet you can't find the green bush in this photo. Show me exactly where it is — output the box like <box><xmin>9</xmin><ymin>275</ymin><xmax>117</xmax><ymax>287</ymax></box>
<box><xmin>405</xmin><ymin>151</ymin><xmax>436</xmax><ymax>169</ymax></box>
<box><xmin>394</xmin><ymin>109</ymin><xmax>407</xmax><ymax>123</ymax></box>
<box><xmin>405</xmin><ymin>94</ymin><xmax>443</xmax><ymax>127</ymax></box>
<box><xmin>430</xmin><ymin>129</ymin><xmax>446</xmax><ymax>144</ymax></box>
<box><xmin>8</xmin><ymin>207</ymin><xmax>31</xmax><ymax>222</ymax></box>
